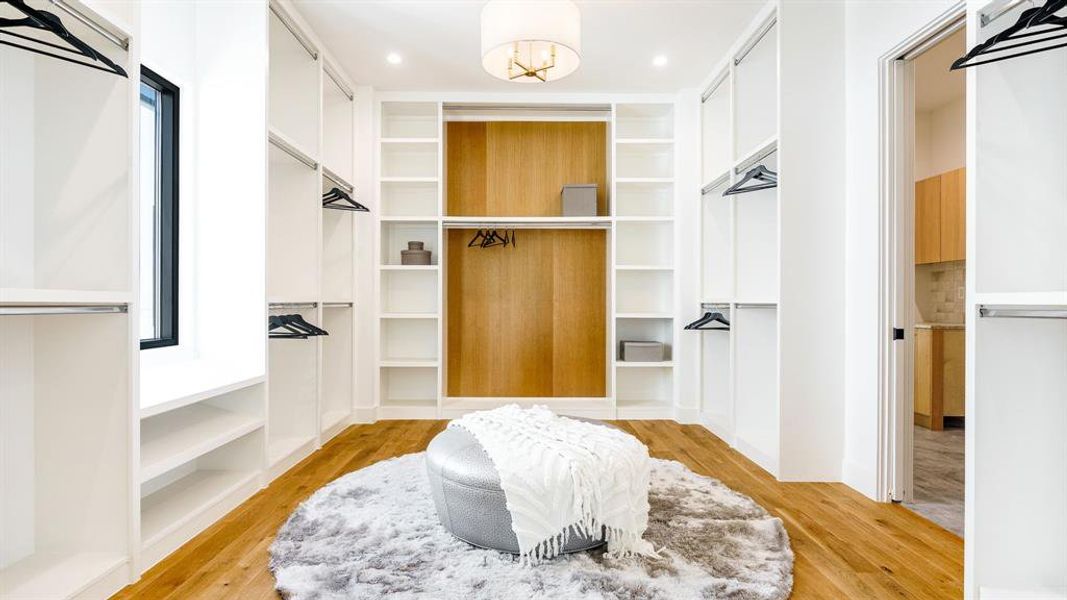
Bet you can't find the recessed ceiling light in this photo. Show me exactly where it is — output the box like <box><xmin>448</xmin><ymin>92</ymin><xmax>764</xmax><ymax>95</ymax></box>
<box><xmin>386</xmin><ymin>52</ymin><xmax>403</xmax><ymax>65</ymax></box>
<box><xmin>652</xmin><ymin>55</ymin><xmax>668</xmax><ymax>68</ymax></box>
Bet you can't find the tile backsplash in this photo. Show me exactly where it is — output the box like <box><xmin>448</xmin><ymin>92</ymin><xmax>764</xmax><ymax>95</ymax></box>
<box><xmin>916</xmin><ymin>260</ymin><xmax>965</xmax><ymax>324</ymax></box>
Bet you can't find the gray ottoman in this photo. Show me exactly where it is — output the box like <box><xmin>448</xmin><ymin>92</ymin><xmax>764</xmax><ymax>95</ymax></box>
<box><xmin>425</xmin><ymin>425</ymin><xmax>606</xmax><ymax>554</ymax></box>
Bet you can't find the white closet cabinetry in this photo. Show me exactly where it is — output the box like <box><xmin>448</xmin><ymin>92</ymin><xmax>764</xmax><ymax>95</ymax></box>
<box><xmin>0</xmin><ymin>4</ymin><xmax>134</xmax><ymax>599</ymax></box>
<box><xmin>969</xmin><ymin>5</ymin><xmax>1066</xmax><ymax>595</ymax></box>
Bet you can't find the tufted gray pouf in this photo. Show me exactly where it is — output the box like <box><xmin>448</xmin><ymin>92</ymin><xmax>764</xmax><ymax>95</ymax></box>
<box><xmin>425</xmin><ymin>425</ymin><xmax>606</xmax><ymax>554</ymax></box>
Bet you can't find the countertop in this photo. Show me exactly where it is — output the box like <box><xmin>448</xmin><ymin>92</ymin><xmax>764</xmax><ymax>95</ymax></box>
<box><xmin>914</xmin><ymin>322</ymin><xmax>964</xmax><ymax>330</ymax></box>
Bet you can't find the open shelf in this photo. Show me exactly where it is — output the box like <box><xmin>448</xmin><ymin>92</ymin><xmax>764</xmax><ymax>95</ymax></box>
<box><xmin>616</xmin><ymin>317</ymin><xmax>673</xmax><ymax>361</ymax></box>
<box><xmin>0</xmin><ymin>312</ymin><xmax>130</xmax><ymax>594</ymax></box>
<box><xmin>269</xmin><ymin>142</ymin><xmax>319</xmax><ymax>301</ymax></box>
<box><xmin>615</xmin><ymin>142</ymin><xmax>673</xmax><ymax>180</ymax></box>
<box><xmin>381</xmin><ymin>268</ymin><xmax>438</xmax><ymax>314</ymax></box>
<box><xmin>735</xmin><ymin>151</ymin><xmax>778</xmax><ymax>301</ymax></box>
<box><xmin>616</xmin><ymin>221</ymin><xmax>673</xmax><ymax>267</ymax></box>
<box><xmin>615</xmin><ymin>103</ymin><xmax>674</xmax><ymax>140</ymax></box>
<box><xmin>702</xmin><ymin>178</ymin><xmax>733</xmax><ymax>300</ymax></box>
<box><xmin>380</xmin><ymin>317</ymin><xmax>438</xmax><ymax>363</ymax></box>
<box><xmin>140</xmin><ymin>430</ymin><xmax>262</xmax><ymax>561</ymax></box>
<box><xmin>381</xmin><ymin>221</ymin><xmax>439</xmax><ymax>266</ymax></box>
<box><xmin>974</xmin><ymin>315</ymin><xmax>1067</xmax><ymax>591</ymax></box>
<box><xmin>616</xmin><ymin>269</ymin><xmax>673</xmax><ymax>315</ymax></box>
<box><xmin>702</xmin><ymin>74</ymin><xmax>732</xmax><ymax>182</ymax></box>
<box><xmin>381</xmin><ymin>179</ymin><xmax>439</xmax><ymax>217</ymax></box>
<box><xmin>322</xmin><ymin>178</ymin><xmax>354</xmax><ymax>302</ymax></box>
<box><xmin>380</xmin><ymin>366</ymin><xmax>438</xmax><ymax>407</ymax></box>
<box><xmin>733</xmin><ymin>305</ymin><xmax>778</xmax><ymax>474</ymax></box>
<box><xmin>733</xmin><ymin>20</ymin><xmax>778</xmax><ymax>159</ymax></box>
<box><xmin>381</xmin><ymin>141</ymin><xmax>439</xmax><ymax>179</ymax></box>
<box><xmin>699</xmin><ymin>308</ymin><xmax>732</xmax><ymax>429</ymax></box>
<box><xmin>269</xmin><ymin>7</ymin><xmax>319</xmax><ymax>154</ymax></box>
<box><xmin>0</xmin><ymin>48</ymin><xmax>129</xmax><ymax>293</ymax></box>
<box><xmin>140</xmin><ymin>389</ymin><xmax>264</xmax><ymax>482</ymax></box>
<box><xmin>322</xmin><ymin>67</ymin><xmax>353</xmax><ymax>182</ymax></box>
<box><xmin>616</xmin><ymin>367</ymin><xmax>673</xmax><ymax>406</ymax></box>
<box><xmin>267</xmin><ymin>305</ymin><xmax>318</xmax><ymax>464</ymax></box>
<box><xmin>321</xmin><ymin>306</ymin><xmax>352</xmax><ymax>433</ymax></box>
<box><xmin>614</xmin><ymin>181</ymin><xmax>673</xmax><ymax>218</ymax></box>
<box><xmin>381</xmin><ymin>102</ymin><xmax>439</xmax><ymax>139</ymax></box>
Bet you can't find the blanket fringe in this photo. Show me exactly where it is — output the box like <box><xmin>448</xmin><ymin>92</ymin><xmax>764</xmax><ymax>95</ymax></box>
<box><xmin>518</xmin><ymin>518</ymin><xmax>662</xmax><ymax>565</ymax></box>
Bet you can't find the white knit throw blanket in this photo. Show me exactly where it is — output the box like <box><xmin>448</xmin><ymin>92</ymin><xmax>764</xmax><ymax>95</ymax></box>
<box><xmin>450</xmin><ymin>405</ymin><xmax>660</xmax><ymax>563</ymax></box>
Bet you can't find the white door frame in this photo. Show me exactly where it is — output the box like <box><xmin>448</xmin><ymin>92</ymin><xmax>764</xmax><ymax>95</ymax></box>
<box><xmin>877</xmin><ymin>3</ymin><xmax>966</xmax><ymax>503</ymax></box>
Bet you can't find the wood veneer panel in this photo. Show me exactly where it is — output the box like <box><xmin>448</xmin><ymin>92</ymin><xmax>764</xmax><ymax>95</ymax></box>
<box><xmin>446</xmin><ymin>121</ymin><xmax>607</xmax><ymax>217</ymax></box>
<box><xmin>939</xmin><ymin>168</ymin><xmax>966</xmax><ymax>262</ymax></box>
<box><xmin>446</xmin><ymin>228</ymin><xmax>605</xmax><ymax>397</ymax></box>
<box><xmin>915</xmin><ymin>175</ymin><xmax>942</xmax><ymax>264</ymax></box>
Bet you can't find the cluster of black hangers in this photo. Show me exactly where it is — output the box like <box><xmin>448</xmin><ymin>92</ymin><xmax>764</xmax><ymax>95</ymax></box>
<box><xmin>269</xmin><ymin>315</ymin><xmax>329</xmax><ymax>340</ymax></box>
<box><xmin>953</xmin><ymin>0</ymin><xmax>1066</xmax><ymax>69</ymax></box>
<box><xmin>724</xmin><ymin>165</ymin><xmax>778</xmax><ymax>196</ymax></box>
<box><xmin>0</xmin><ymin>0</ymin><xmax>126</xmax><ymax>77</ymax></box>
<box><xmin>323</xmin><ymin>187</ymin><xmax>369</xmax><ymax>212</ymax></box>
<box><xmin>468</xmin><ymin>229</ymin><xmax>517</xmax><ymax>249</ymax></box>
<box><xmin>685</xmin><ymin>307</ymin><xmax>731</xmax><ymax>331</ymax></box>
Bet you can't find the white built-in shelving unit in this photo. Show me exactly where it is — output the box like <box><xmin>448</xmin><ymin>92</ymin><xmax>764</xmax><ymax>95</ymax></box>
<box><xmin>0</xmin><ymin>3</ymin><xmax>135</xmax><ymax>598</ymax></box>
<box><xmin>968</xmin><ymin>3</ymin><xmax>1066</xmax><ymax>595</ymax></box>
<box><xmin>376</xmin><ymin>101</ymin><xmax>443</xmax><ymax>419</ymax></box>
<box><xmin>372</xmin><ymin>100</ymin><xmax>677</xmax><ymax>420</ymax></box>
<box><xmin>693</xmin><ymin>7</ymin><xmax>783</xmax><ymax>475</ymax></box>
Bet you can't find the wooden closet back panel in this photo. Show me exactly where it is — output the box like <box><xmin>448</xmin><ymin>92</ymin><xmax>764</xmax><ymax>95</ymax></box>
<box><xmin>446</xmin><ymin>229</ymin><xmax>606</xmax><ymax>397</ymax></box>
<box><xmin>446</xmin><ymin>121</ymin><xmax>608</xmax><ymax>216</ymax></box>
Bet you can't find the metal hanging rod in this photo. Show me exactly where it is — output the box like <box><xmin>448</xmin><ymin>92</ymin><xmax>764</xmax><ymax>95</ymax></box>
<box><xmin>735</xmin><ymin>142</ymin><xmax>778</xmax><ymax>175</ymax></box>
<box><xmin>735</xmin><ymin>302</ymin><xmax>777</xmax><ymax>309</ymax></box>
<box><xmin>735</xmin><ymin>16</ymin><xmax>777</xmax><ymax>66</ymax></box>
<box><xmin>269</xmin><ymin>1</ymin><xmax>318</xmax><ymax>60</ymax></box>
<box><xmin>981</xmin><ymin>0</ymin><xmax>1029</xmax><ymax>27</ymax></box>
<box><xmin>702</xmin><ymin>172</ymin><xmax>730</xmax><ymax>195</ymax></box>
<box><xmin>444</xmin><ymin>103</ymin><xmax>610</xmax><ymax>113</ymax></box>
<box><xmin>269</xmin><ymin>302</ymin><xmax>318</xmax><ymax>310</ymax></box>
<box><xmin>442</xmin><ymin>220</ymin><xmax>611</xmax><ymax>230</ymax></box>
<box><xmin>701</xmin><ymin>302</ymin><xmax>731</xmax><ymax>310</ymax></box>
<box><xmin>0</xmin><ymin>303</ymin><xmax>128</xmax><ymax>316</ymax></box>
<box><xmin>49</xmin><ymin>0</ymin><xmax>129</xmax><ymax>50</ymax></box>
<box><xmin>701</xmin><ymin>70</ymin><xmax>729</xmax><ymax>103</ymax></box>
<box><xmin>324</xmin><ymin>62</ymin><xmax>353</xmax><ymax>100</ymax></box>
<box><xmin>323</xmin><ymin>302</ymin><xmax>353</xmax><ymax>308</ymax></box>
<box><xmin>978</xmin><ymin>305</ymin><xmax>1067</xmax><ymax>319</ymax></box>
<box><xmin>323</xmin><ymin>167</ymin><xmax>353</xmax><ymax>194</ymax></box>
<box><xmin>269</xmin><ymin>132</ymin><xmax>318</xmax><ymax>170</ymax></box>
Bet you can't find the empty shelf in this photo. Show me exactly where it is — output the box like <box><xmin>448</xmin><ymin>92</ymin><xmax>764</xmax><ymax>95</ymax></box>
<box><xmin>141</xmin><ymin>404</ymin><xmax>264</xmax><ymax>482</ymax></box>
<box><xmin>0</xmin><ymin>552</ymin><xmax>127</xmax><ymax>600</ymax></box>
<box><xmin>141</xmin><ymin>469</ymin><xmax>259</xmax><ymax>546</ymax></box>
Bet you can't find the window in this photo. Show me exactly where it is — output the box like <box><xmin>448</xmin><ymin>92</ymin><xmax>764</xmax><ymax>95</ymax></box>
<box><xmin>139</xmin><ymin>66</ymin><xmax>179</xmax><ymax>349</ymax></box>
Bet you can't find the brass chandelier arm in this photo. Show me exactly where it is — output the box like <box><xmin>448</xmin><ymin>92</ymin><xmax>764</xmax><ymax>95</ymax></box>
<box><xmin>507</xmin><ymin>42</ymin><xmax>557</xmax><ymax>81</ymax></box>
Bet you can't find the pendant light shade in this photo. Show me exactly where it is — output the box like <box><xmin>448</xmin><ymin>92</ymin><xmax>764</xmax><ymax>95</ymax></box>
<box><xmin>481</xmin><ymin>0</ymin><xmax>581</xmax><ymax>83</ymax></box>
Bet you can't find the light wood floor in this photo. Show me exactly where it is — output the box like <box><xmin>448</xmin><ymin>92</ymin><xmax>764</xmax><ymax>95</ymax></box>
<box><xmin>114</xmin><ymin>420</ymin><xmax>963</xmax><ymax>599</ymax></box>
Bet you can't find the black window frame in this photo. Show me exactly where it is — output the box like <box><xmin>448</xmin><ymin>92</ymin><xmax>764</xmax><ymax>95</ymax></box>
<box><xmin>140</xmin><ymin>66</ymin><xmax>180</xmax><ymax>350</ymax></box>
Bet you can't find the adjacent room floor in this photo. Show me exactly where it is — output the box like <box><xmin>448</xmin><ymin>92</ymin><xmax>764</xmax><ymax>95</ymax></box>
<box><xmin>905</xmin><ymin>423</ymin><xmax>965</xmax><ymax>537</ymax></box>
<box><xmin>114</xmin><ymin>421</ymin><xmax>964</xmax><ymax>599</ymax></box>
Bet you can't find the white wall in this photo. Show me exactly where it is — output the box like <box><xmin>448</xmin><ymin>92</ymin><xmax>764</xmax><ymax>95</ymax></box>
<box><xmin>842</xmin><ymin>0</ymin><xmax>959</xmax><ymax>499</ymax></box>
<box><xmin>915</xmin><ymin>96</ymin><xmax>965</xmax><ymax>180</ymax></box>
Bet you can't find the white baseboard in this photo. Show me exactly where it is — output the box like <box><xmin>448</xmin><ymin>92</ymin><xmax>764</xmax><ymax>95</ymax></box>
<box><xmin>674</xmin><ymin>407</ymin><xmax>700</xmax><ymax>424</ymax></box>
<box><xmin>352</xmin><ymin>407</ymin><xmax>377</xmax><ymax>424</ymax></box>
<box><xmin>842</xmin><ymin>458</ymin><xmax>879</xmax><ymax>501</ymax></box>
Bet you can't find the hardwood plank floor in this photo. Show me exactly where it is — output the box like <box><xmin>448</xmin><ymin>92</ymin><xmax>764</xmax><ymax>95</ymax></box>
<box><xmin>114</xmin><ymin>420</ymin><xmax>963</xmax><ymax>599</ymax></box>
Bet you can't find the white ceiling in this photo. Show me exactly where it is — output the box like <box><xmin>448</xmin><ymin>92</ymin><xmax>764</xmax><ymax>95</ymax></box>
<box><xmin>293</xmin><ymin>0</ymin><xmax>765</xmax><ymax>93</ymax></box>
<box><xmin>914</xmin><ymin>28</ymin><xmax>966</xmax><ymax>113</ymax></box>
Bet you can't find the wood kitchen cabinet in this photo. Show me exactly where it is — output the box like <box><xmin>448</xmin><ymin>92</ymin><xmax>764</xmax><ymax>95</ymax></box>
<box><xmin>914</xmin><ymin>326</ymin><xmax>965</xmax><ymax>430</ymax></box>
<box><xmin>915</xmin><ymin>167</ymin><xmax>966</xmax><ymax>264</ymax></box>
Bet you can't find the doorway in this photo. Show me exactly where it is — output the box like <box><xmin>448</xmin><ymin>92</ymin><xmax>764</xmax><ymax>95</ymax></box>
<box><xmin>879</xmin><ymin>6</ymin><xmax>967</xmax><ymax>538</ymax></box>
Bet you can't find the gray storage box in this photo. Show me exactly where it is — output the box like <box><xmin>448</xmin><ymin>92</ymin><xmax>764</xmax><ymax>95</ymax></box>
<box><xmin>620</xmin><ymin>341</ymin><xmax>666</xmax><ymax>362</ymax></box>
<box><xmin>561</xmin><ymin>184</ymin><xmax>598</xmax><ymax>217</ymax></box>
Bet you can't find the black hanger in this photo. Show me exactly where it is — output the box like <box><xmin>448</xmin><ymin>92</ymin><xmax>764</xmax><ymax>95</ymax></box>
<box><xmin>467</xmin><ymin>228</ymin><xmax>517</xmax><ymax>249</ymax></box>
<box><xmin>723</xmin><ymin>165</ymin><xmax>778</xmax><ymax>196</ymax></box>
<box><xmin>322</xmin><ymin>187</ymin><xmax>369</xmax><ymax>212</ymax></box>
<box><xmin>269</xmin><ymin>314</ymin><xmax>329</xmax><ymax>339</ymax></box>
<box><xmin>684</xmin><ymin>310</ymin><xmax>730</xmax><ymax>331</ymax></box>
<box><xmin>0</xmin><ymin>0</ymin><xmax>127</xmax><ymax>77</ymax></box>
<box><xmin>952</xmin><ymin>0</ymin><xmax>1067</xmax><ymax>69</ymax></box>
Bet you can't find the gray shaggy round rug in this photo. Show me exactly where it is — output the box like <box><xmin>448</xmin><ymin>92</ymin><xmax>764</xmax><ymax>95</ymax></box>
<box><xmin>270</xmin><ymin>453</ymin><xmax>793</xmax><ymax>600</ymax></box>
